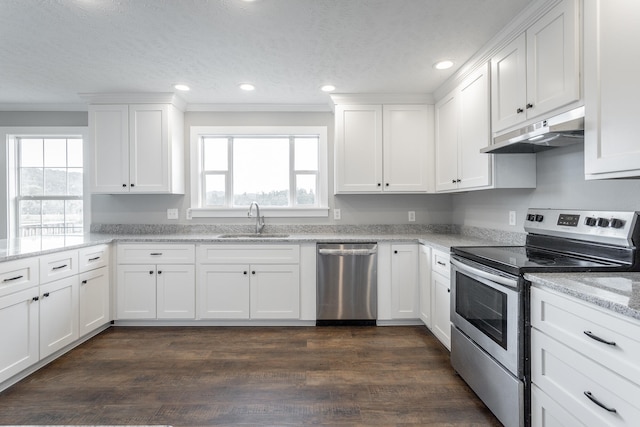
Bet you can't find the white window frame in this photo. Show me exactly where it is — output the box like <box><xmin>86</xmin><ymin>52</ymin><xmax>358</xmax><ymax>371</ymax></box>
<box><xmin>2</xmin><ymin>127</ymin><xmax>89</xmax><ymax>240</ymax></box>
<box><xmin>190</xmin><ymin>126</ymin><xmax>329</xmax><ymax>218</ymax></box>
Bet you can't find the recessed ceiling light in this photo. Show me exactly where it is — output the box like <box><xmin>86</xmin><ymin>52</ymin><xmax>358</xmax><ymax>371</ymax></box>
<box><xmin>239</xmin><ymin>83</ymin><xmax>255</xmax><ymax>91</ymax></box>
<box><xmin>174</xmin><ymin>84</ymin><xmax>190</xmax><ymax>91</ymax></box>
<box><xmin>434</xmin><ymin>60</ymin><xmax>454</xmax><ymax>70</ymax></box>
<box><xmin>321</xmin><ymin>85</ymin><xmax>336</xmax><ymax>92</ymax></box>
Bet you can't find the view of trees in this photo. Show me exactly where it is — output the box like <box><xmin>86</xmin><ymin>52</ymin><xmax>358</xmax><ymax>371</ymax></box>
<box><xmin>206</xmin><ymin>188</ymin><xmax>316</xmax><ymax>207</ymax></box>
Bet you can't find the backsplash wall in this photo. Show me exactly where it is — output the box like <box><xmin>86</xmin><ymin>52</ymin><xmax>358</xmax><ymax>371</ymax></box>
<box><xmin>452</xmin><ymin>143</ymin><xmax>640</xmax><ymax>232</ymax></box>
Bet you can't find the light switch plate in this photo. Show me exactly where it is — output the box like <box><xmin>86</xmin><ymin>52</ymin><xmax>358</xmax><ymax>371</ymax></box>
<box><xmin>167</xmin><ymin>208</ymin><xmax>179</xmax><ymax>220</ymax></box>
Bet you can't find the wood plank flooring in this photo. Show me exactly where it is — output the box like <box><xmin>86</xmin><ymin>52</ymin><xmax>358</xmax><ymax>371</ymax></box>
<box><xmin>0</xmin><ymin>326</ymin><xmax>501</xmax><ymax>426</ymax></box>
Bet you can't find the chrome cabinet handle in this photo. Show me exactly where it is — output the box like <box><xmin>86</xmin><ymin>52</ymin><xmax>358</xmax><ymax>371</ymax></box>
<box><xmin>583</xmin><ymin>330</ymin><xmax>616</xmax><ymax>346</ymax></box>
<box><xmin>88</xmin><ymin>256</ymin><xmax>101</xmax><ymax>262</ymax></box>
<box><xmin>584</xmin><ymin>391</ymin><xmax>617</xmax><ymax>413</ymax></box>
<box><xmin>52</xmin><ymin>264</ymin><xmax>67</xmax><ymax>270</ymax></box>
<box><xmin>3</xmin><ymin>275</ymin><xmax>23</xmax><ymax>282</ymax></box>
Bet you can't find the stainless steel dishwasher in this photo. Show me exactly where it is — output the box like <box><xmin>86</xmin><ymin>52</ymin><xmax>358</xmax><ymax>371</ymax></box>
<box><xmin>316</xmin><ymin>243</ymin><xmax>377</xmax><ymax>326</ymax></box>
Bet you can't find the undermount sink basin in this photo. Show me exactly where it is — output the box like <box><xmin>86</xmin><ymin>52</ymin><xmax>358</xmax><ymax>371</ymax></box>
<box><xmin>217</xmin><ymin>233</ymin><xmax>290</xmax><ymax>239</ymax></box>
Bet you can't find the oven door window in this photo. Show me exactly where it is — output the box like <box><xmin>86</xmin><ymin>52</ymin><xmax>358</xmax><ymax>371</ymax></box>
<box><xmin>455</xmin><ymin>271</ymin><xmax>508</xmax><ymax>349</ymax></box>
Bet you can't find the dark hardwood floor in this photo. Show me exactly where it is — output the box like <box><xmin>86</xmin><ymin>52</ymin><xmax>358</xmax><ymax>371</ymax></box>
<box><xmin>0</xmin><ymin>325</ymin><xmax>501</xmax><ymax>426</ymax></box>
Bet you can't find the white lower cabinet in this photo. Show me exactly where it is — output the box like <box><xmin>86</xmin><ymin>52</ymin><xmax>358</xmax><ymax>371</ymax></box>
<box><xmin>196</xmin><ymin>244</ymin><xmax>301</xmax><ymax>321</ymax></box>
<box><xmin>116</xmin><ymin>244</ymin><xmax>196</xmax><ymax>320</ymax></box>
<box><xmin>390</xmin><ymin>244</ymin><xmax>419</xmax><ymax>319</ymax></box>
<box><xmin>79</xmin><ymin>267</ymin><xmax>110</xmax><ymax>337</ymax></box>
<box><xmin>39</xmin><ymin>276</ymin><xmax>79</xmax><ymax>359</ymax></box>
<box><xmin>117</xmin><ymin>264</ymin><xmax>195</xmax><ymax>319</ymax></box>
<box><xmin>418</xmin><ymin>244</ymin><xmax>432</xmax><ymax>327</ymax></box>
<box><xmin>430</xmin><ymin>249</ymin><xmax>451</xmax><ymax>350</ymax></box>
<box><xmin>530</xmin><ymin>286</ymin><xmax>640</xmax><ymax>426</ymax></box>
<box><xmin>0</xmin><ymin>287</ymin><xmax>39</xmax><ymax>384</ymax></box>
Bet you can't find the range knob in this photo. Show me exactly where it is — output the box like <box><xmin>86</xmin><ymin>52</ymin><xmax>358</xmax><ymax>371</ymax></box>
<box><xmin>597</xmin><ymin>218</ymin><xmax>610</xmax><ymax>227</ymax></box>
<box><xmin>610</xmin><ymin>218</ymin><xmax>625</xmax><ymax>229</ymax></box>
<box><xmin>584</xmin><ymin>217</ymin><xmax>597</xmax><ymax>227</ymax></box>
<box><xmin>535</xmin><ymin>214</ymin><xmax>544</xmax><ymax>222</ymax></box>
<box><xmin>526</xmin><ymin>214</ymin><xmax>536</xmax><ymax>222</ymax></box>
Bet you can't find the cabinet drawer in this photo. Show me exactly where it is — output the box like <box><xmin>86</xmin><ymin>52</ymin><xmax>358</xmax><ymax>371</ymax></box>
<box><xmin>531</xmin><ymin>329</ymin><xmax>640</xmax><ymax>427</ymax></box>
<box><xmin>0</xmin><ymin>257</ymin><xmax>39</xmax><ymax>298</ymax></box>
<box><xmin>39</xmin><ymin>250</ymin><xmax>79</xmax><ymax>284</ymax></box>
<box><xmin>531</xmin><ymin>384</ymin><xmax>584</xmax><ymax>427</ymax></box>
<box><xmin>531</xmin><ymin>286</ymin><xmax>640</xmax><ymax>385</ymax></box>
<box><xmin>117</xmin><ymin>244</ymin><xmax>195</xmax><ymax>264</ymax></box>
<box><xmin>78</xmin><ymin>245</ymin><xmax>110</xmax><ymax>273</ymax></box>
<box><xmin>431</xmin><ymin>250</ymin><xmax>450</xmax><ymax>278</ymax></box>
<box><xmin>197</xmin><ymin>244</ymin><xmax>300</xmax><ymax>264</ymax></box>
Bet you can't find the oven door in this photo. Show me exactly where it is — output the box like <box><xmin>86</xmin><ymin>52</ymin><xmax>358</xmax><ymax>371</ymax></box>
<box><xmin>450</xmin><ymin>256</ymin><xmax>521</xmax><ymax>377</ymax></box>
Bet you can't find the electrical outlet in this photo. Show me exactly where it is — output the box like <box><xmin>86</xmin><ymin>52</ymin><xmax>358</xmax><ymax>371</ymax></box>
<box><xmin>186</xmin><ymin>209</ymin><xmax>192</xmax><ymax>220</ymax></box>
<box><xmin>167</xmin><ymin>208</ymin><xmax>179</xmax><ymax>220</ymax></box>
<box><xmin>333</xmin><ymin>208</ymin><xmax>341</xmax><ymax>220</ymax></box>
<box><xmin>509</xmin><ymin>211</ymin><xmax>516</xmax><ymax>226</ymax></box>
<box><xmin>408</xmin><ymin>211</ymin><xmax>416</xmax><ymax>222</ymax></box>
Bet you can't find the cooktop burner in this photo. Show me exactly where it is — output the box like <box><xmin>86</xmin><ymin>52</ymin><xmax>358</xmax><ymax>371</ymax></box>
<box><xmin>452</xmin><ymin>245</ymin><xmax>624</xmax><ymax>275</ymax></box>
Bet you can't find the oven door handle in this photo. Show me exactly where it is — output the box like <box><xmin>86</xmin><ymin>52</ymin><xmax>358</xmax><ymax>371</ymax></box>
<box><xmin>450</xmin><ymin>258</ymin><xmax>518</xmax><ymax>288</ymax></box>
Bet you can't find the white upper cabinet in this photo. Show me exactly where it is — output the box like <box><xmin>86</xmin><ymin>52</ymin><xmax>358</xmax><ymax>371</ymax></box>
<box><xmin>584</xmin><ymin>0</ymin><xmax>640</xmax><ymax>179</ymax></box>
<box><xmin>88</xmin><ymin>98</ymin><xmax>185</xmax><ymax>194</ymax></box>
<box><xmin>491</xmin><ymin>0</ymin><xmax>580</xmax><ymax>133</ymax></box>
<box><xmin>435</xmin><ymin>63</ymin><xmax>536</xmax><ymax>193</ymax></box>
<box><xmin>334</xmin><ymin>103</ymin><xmax>432</xmax><ymax>194</ymax></box>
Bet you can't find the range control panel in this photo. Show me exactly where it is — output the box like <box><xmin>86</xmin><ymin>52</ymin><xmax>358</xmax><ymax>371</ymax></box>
<box><xmin>524</xmin><ymin>209</ymin><xmax>639</xmax><ymax>246</ymax></box>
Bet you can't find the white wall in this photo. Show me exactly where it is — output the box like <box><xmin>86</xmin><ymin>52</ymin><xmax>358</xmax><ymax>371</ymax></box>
<box><xmin>90</xmin><ymin>110</ymin><xmax>453</xmax><ymax>226</ymax></box>
<box><xmin>451</xmin><ymin>144</ymin><xmax>640</xmax><ymax>231</ymax></box>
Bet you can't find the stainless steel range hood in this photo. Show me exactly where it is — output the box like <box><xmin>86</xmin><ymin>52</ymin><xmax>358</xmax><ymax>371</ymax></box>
<box><xmin>481</xmin><ymin>106</ymin><xmax>584</xmax><ymax>154</ymax></box>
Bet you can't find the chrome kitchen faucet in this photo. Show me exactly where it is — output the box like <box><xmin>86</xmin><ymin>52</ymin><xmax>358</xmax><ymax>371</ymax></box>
<box><xmin>247</xmin><ymin>201</ymin><xmax>265</xmax><ymax>234</ymax></box>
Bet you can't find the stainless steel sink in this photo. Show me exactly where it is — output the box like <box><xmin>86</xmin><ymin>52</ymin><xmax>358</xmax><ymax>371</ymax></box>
<box><xmin>217</xmin><ymin>233</ymin><xmax>289</xmax><ymax>239</ymax></box>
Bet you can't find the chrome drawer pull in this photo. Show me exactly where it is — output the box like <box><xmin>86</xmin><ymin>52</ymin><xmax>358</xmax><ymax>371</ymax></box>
<box><xmin>88</xmin><ymin>256</ymin><xmax>101</xmax><ymax>261</ymax></box>
<box><xmin>584</xmin><ymin>391</ymin><xmax>617</xmax><ymax>413</ymax></box>
<box><xmin>52</xmin><ymin>264</ymin><xmax>68</xmax><ymax>270</ymax></box>
<box><xmin>584</xmin><ymin>330</ymin><xmax>616</xmax><ymax>346</ymax></box>
<box><xmin>3</xmin><ymin>275</ymin><xmax>23</xmax><ymax>282</ymax></box>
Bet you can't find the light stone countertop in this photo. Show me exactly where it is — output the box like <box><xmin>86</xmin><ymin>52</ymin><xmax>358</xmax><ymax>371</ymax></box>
<box><xmin>526</xmin><ymin>272</ymin><xmax>640</xmax><ymax>322</ymax></box>
<box><xmin>0</xmin><ymin>231</ymin><xmax>507</xmax><ymax>263</ymax></box>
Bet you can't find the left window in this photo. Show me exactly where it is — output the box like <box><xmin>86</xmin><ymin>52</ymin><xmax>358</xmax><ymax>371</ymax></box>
<box><xmin>15</xmin><ymin>136</ymin><xmax>84</xmax><ymax>237</ymax></box>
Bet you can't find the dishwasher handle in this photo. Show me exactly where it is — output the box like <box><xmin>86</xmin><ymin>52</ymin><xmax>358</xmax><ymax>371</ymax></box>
<box><xmin>318</xmin><ymin>248</ymin><xmax>377</xmax><ymax>256</ymax></box>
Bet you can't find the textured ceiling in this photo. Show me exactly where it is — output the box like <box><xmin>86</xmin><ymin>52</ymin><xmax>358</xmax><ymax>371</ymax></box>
<box><xmin>0</xmin><ymin>0</ymin><xmax>533</xmax><ymax>109</ymax></box>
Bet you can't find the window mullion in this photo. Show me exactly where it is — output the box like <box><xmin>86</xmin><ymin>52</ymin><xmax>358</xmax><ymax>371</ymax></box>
<box><xmin>226</xmin><ymin>136</ymin><xmax>233</xmax><ymax>208</ymax></box>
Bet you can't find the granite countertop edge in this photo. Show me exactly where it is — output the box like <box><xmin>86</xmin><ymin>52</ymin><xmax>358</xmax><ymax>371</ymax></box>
<box><xmin>525</xmin><ymin>272</ymin><xmax>640</xmax><ymax>322</ymax></box>
<box><xmin>0</xmin><ymin>232</ymin><xmax>505</xmax><ymax>263</ymax></box>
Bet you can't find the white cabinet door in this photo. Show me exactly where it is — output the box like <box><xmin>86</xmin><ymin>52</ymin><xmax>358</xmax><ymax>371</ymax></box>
<box><xmin>382</xmin><ymin>105</ymin><xmax>430</xmax><ymax>192</ymax></box>
<box><xmin>79</xmin><ymin>266</ymin><xmax>110</xmax><ymax>337</ymax></box>
<box><xmin>250</xmin><ymin>264</ymin><xmax>300</xmax><ymax>319</ymax></box>
<box><xmin>435</xmin><ymin>91</ymin><xmax>460</xmax><ymax>192</ymax></box>
<box><xmin>334</xmin><ymin>105</ymin><xmax>383</xmax><ymax>193</ymax></box>
<box><xmin>39</xmin><ymin>276</ymin><xmax>79</xmax><ymax>358</ymax></box>
<box><xmin>197</xmin><ymin>264</ymin><xmax>250</xmax><ymax>319</ymax></box>
<box><xmin>89</xmin><ymin>104</ymin><xmax>130</xmax><ymax>193</ymax></box>
<box><xmin>157</xmin><ymin>264</ymin><xmax>195</xmax><ymax>319</ymax></box>
<box><xmin>390</xmin><ymin>244</ymin><xmax>419</xmax><ymax>319</ymax></box>
<box><xmin>492</xmin><ymin>0</ymin><xmax>580</xmax><ymax>133</ymax></box>
<box><xmin>431</xmin><ymin>271</ymin><xmax>451</xmax><ymax>350</ymax></box>
<box><xmin>584</xmin><ymin>0</ymin><xmax>640</xmax><ymax>179</ymax></box>
<box><xmin>128</xmin><ymin>104</ymin><xmax>170</xmax><ymax>193</ymax></box>
<box><xmin>526</xmin><ymin>0</ymin><xmax>580</xmax><ymax>118</ymax></box>
<box><xmin>491</xmin><ymin>33</ymin><xmax>527</xmax><ymax>132</ymax></box>
<box><xmin>0</xmin><ymin>287</ymin><xmax>39</xmax><ymax>383</ymax></box>
<box><xmin>458</xmin><ymin>63</ymin><xmax>491</xmax><ymax>190</ymax></box>
<box><xmin>418</xmin><ymin>245</ymin><xmax>432</xmax><ymax>328</ymax></box>
<box><xmin>117</xmin><ymin>264</ymin><xmax>156</xmax><ymax>319</ymax></box>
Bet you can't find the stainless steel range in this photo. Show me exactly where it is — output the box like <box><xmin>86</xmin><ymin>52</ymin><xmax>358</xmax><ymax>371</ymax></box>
<box><xmin>450</xmin><ymin>209</ymin><xmax>640</xmax><ymax>427</ymax></box>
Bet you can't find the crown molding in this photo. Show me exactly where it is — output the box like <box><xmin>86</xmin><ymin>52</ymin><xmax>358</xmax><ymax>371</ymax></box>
<box><xmin>329</xmin><ymin>93</ymin><xmax>433</xmax><ymax>105</ymax></box>
<box><xmin>78</xmin><ymin>92</ymin><xmax>187</xmax><ymax>111</ymax></box>
<box><xmin>185</xmin><ymin>103</ymin><xmax>333</xmax><ymax>113</ymax></box>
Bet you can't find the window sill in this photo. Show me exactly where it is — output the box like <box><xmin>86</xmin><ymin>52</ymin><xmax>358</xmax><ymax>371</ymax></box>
<box><xmin>189</xmin><ymin>207</ymin><xmax>330</xmax><ymax>219</ymax></box>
